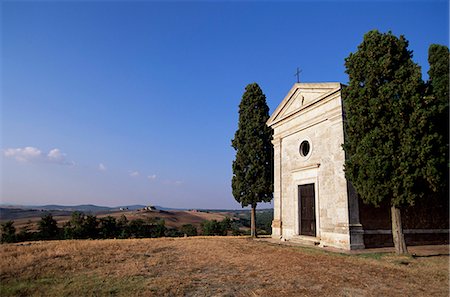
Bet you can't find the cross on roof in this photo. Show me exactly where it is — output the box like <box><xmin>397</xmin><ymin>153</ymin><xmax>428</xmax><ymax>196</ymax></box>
<box><xmin>294</xmin><ymin>67</ymin><xmax>302</xmax><ymax>83</ymax></box>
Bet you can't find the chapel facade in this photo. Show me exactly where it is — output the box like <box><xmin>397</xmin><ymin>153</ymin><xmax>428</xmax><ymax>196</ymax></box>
<box><xmin>267</xmin><ymin>83</ymin><xmax>364</xmax><ymax>249</ymax></box>
<box><xmin>267</xmin><ymin>82</ymin><xmax>449</xmax><ymax>250</ymax></box>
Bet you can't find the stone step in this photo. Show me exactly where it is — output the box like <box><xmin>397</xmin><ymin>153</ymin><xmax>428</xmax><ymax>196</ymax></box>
<box><xmin>288</xmin><ymin>236</ymin><xmax>320</xmax><ymax>246</ymax></box>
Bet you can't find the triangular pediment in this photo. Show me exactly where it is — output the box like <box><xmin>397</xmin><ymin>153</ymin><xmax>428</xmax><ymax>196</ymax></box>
<box><xmin>267</xmin><ymin>82</ymin><xmax>342</xmax><ymax>127</ymax></box>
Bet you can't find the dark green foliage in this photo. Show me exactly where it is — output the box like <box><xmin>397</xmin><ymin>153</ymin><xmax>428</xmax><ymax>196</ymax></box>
<box><xmin>128</xmin><ymin>218</ymin><xmax>166</xmax><ymax>238</ymax></box>
<box><xmin>63</xmin><ymin>211</ymin><xmax>85</xmax><ymax>239</ymax></box>
<box><xmin>128</xmin><ymin>219</ymin><xmax>147</xmax><ymax>237</ymax></box>
<box><xmin>164</xmin><ymin>228</ymin><xmax>183</xmax><ymax>237</ymax></box>
<box><xmin>152</xmin><ymin>219</ymin><xmax>166</xmax><ymax>238</ymax></box>
<box><xmin>180</xmin><ymin>224</ymin><xmax>197</xmax><ymax>236</ymax></box>
<box><xmin>17</xmin><ymin>224</ymin><xmax>35</xmax><ymax>242</ymax></box>
<box><xmin>201</xmin><ymin>218</ymin><xmax>232</xmax><ymax>236</ymax></box>
<box><xmin>83</xmin><ymin>215</ymin><xmax>99</xmax><ymax>239</ymax></box>
<box><xmin>221</xmin><ymin>217</ymin><xmax>232</xmax><ymax>230</ymax></box>
<box><xmin>231</xmin><ymin>83</ymin><xmax>274</xmax><ymax>208</ymax></box>
<box><xmin>1</xmin><ymin>221</ymin><xmax>16</xmax><ymax>243</ymax></box>
<box><xmin>63</xmin><ymin>212</ymin><xmax>98</xmax><ymax>239</ymax></box>
<box><xmin>343</xmin><ymin>30</ymin><xmax>444</xmax><ymax>207</ymax></box>
<box><xmin>231</xmin><ymin>225</ymin><xmax>242</xmax><ymax>236</ymax></box>
<box><xmin>426</xmin><ymin>44</ymin><xmax>449</xmax><ymax>195</ymax></box>
<box><xmin>38</xmin><ymin>213</ymin><xmax>59</xmax><ymax>240</ymax></box>
<box><xmin>60</xmin><ymin>213</ymin><xmax>167</xmax><ymax>239</ymax></box>
<box><xmin>229</xmin><ymin>218</ymin><xmax>243</xmax><ymax>236</ymax></box>
<box><xmin>255</xmin><ymin>210</ymin><xmax>273</xmax><ymax>234</ymax></box>
<box><xmin>235</xmin><ymin>209</ymin><xmax>273</xmax><ymax>234</ymax></box>
<box><xmin>98</xmin><ymin>216</ymin><xmax>118</xmax><ymax>238</ymax></box>
<box><xmin>428</xmin><ymin>44</ymin><xmax>449</xmax><ymax>105</ymax></box>
<box><xmin>201</xmin><ymin>220</ymin><xmax>224</xmax><ymax>236</ymax></box>
<box><xmin>116</xmin><ymin>214</ymin><xmax>129</xmax><ymax>238</ymax></box>
<box><xmin>4</xmin><ymin>212</ymin><xmax>265</xmax><ymax>243</ymax></box>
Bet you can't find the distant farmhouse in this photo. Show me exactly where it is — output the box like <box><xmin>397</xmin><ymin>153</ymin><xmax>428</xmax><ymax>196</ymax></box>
<box><xmin>268</xmin><ymin>83</ymin><xmax>448</xmax><ymax>250</ymax></box>
<box><xmin>143</xmin><ymin>205</ymin><xmax>157</xmax><ymax>211</ymax></box>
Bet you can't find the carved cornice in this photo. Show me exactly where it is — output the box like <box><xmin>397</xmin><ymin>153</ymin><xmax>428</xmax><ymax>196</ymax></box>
<box><xmin>291</xmin><ymin>163</ymin><xmax>321</xmax><ymax>173</ymax></box>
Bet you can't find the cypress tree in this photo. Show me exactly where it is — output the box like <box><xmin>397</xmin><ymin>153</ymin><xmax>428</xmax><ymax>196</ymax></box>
<box><xmin>38</xmin><ymin>213</ymin><xmax>59</xmax><ymax>240</ymax></box>
<box><xmin>428</xmin><ymin>44</ymin><xmax>449</xmax><ymax>106</ymax></box>
<box><xmin>232</xmin><ymin>83</ymin><xmax>273</xmax><ymax>237</ymax></box>
<box><xmin>342</xmin><ymin>30</ymin><xmax>444</xmax><ymax>254</ymax></box>
<box><xmin>427</xmin><ymin>44</ymin><xmax>449</xmax><ymax>193</ymax></box>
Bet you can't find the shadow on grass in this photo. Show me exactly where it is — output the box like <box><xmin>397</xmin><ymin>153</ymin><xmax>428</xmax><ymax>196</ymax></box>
<box><xmin>0</xmin><ymin>274</ymin><xmax>148</xmax><ymax>297</ymax></box>
<box><xmin>260</xmin><ymin>239</ymin><xmax>399</xmax><ymax>261</ymax></box>
<box><xmin>412</xmin><ymin>253</ymin><xmax>450</xmax><ymax>258</ymax></box>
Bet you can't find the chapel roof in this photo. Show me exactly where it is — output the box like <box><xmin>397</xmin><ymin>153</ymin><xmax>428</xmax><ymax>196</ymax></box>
<box><xmin>267</xmin><ymin>82</ymin><xmax>342</xmax><ymax>127</ymax></box>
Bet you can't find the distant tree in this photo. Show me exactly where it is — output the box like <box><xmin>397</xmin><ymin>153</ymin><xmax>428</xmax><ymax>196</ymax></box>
<box><xmin>99</xmin><ymin>216</ymin><xmax>118</xmax><ymax>238</ymax></box>
<box><xmin>127</xmin><ymin>218</ymin><xmax>166</xmax><ymax>238</ymax></box>
<box><xmin>343</xmin><ymin>30</ymin><xmax>445</xmax><ymax>254</ymax></box>
<box><xmin>17</xmin><ymin>224</ymin><xmax>34</xmax><ymax>242</ymax></box>
<box><xmin>201</xmin><ymin>220</ymin><xmax>223</xmax><ymax>236</ymax></box>
<box><xmin>63</xmin><ymin>221</ymin><xmax>73</xmax><ymax>239</ymax></box>
<box><xmin>231</xmin><ymin>224</ymin><xmax>242</xmax><ymax>236</ymax></box>
<box><xmin>1</xmin><ymin>221</ymin><xmax>16</xmax><ymax>243</ymax></box>
<box><xmin>255</xmin><ymin>210</ymin><xmax>273</xmax><ymax>234</ymax></box>
<box><xmin>38</xmin><ymin>213</ymin><xmax>59</xmax><ymax>240</ymax></box>
<box><xmin>201</xmin><ymin>218</ymin><xmax>230</xmax><ymax>236</ymax></box>
<box><xmin>117</xmin><ymin>214</ymin><xmax>129</xmax><ymax>238</ymax></box>
<box><xmin>180</xmin><ymin>224</ymin><xmax>197</xmax><ymax>236</ymax></box>
<box><xmin>128</xmin><ymin>219</ymin><xmax>146</xmax><ymax>238</ymax></box>
<box><xmin>83</xmin><ymin>214</ymin><xmax>99</xmax><ymax>239</ymax></box>
<box><xmin>165</xmin><ymin>228</ymin><xmax>183</xmax><ymax>237</ymax></box>
<box><xmin>153</xmin><ymin>219</ymin><xmax>166</xmax><ymax>238</ymax></box>
<box><xmin>64</xmin><ymin>211</ymin><xmax>96</xmax><ymax>239</ymax></box>
<box><xmin>232</xmin><ymin>83</ymin><xmax>274</xmax><ymax>237</ymax></box>
<box><xmin>220</xmin><ymin>217</ymin><xmax>232</xmax><ymax>232</ymax></box>
<box><xmin>66</xmin><ymin>211</ymin><xmax>85</xmax><ymax>239</ymax></box>
<box><xmin>232</xmin><ymin>210</ymin><xmax>273</xmax><ymax>235</ymax></box>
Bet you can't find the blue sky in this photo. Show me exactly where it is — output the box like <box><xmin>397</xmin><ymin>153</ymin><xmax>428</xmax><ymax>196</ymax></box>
<box><xmin>1</xmin><ymin>1</ymin><xmax>448</xmax><ymax>209</ymax></box>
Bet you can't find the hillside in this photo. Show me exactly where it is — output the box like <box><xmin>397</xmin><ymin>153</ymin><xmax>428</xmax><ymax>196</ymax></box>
<box><xmin>97</xmin><ymin>209</ymin><xmax>231</xmax><ymax>229</ymax></box>
<box><xmin>1</xmin><ymin>237</ymin><xmax>448</xmax><ymax>296</ymax></box>
<box><xmin>0</xmin><ymin>208</ymin><xmax>233</xmax><ymax>232</ymax></box>
<box><xmin>0</xmin><ymin>208</ymin><xmax>73</xmax><ymax>221</ymax></box>
<box><xmin>0</xmin><ymin>206</ymin><xmax>274</xmax><ymax>236</ymax></box>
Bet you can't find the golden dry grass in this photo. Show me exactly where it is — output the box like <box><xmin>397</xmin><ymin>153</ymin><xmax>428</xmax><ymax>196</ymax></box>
<box><xmin>1</xmin><ymin>237</ymin><xmax>448</xmax><ymax>296</ymax></box>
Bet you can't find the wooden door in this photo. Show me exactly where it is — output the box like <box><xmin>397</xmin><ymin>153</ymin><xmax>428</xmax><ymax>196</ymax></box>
<box><xmin>299</xmin><ymin>184</ymin><xmax>316</xmax><ymax>236</ymax></box>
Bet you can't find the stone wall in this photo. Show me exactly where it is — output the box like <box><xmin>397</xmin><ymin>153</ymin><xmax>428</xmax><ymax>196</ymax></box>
<box><xmin>359</xmin><ymin>194</ymin><xmax>449</xmax><ymax>247</ymax></box>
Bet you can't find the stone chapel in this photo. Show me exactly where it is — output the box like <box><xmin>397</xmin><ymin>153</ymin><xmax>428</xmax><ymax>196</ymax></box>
<box><xmin>267</xmin><ymin>82</ymin><xmax>448</xmax><ymax>250</ymax></box>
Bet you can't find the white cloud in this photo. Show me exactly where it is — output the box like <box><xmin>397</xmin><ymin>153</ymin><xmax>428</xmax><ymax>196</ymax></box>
<box><xmin>129</xmin><ymin>171</ymin><xmax>140</xmax><ymax>177</ymax></box>
<box><xmin>98</xmin><ymin>163</ymin><xmax>107</xmax><ymax>171</ymax></box>
<box><xmin>3</xmin><ymin>146</ymin><xmax>74</xmax><ymax>165</ymax></box>
<box><xmin>147</xmin><ymin>174</ymin><xmax>157</xmax><ymax>181</ymax></box>
<box><xmin>4</xmin><ymin>147</ymin><xmax>42</xmax><ymax>162</ymax></box>
<box><xmin>47</xmin><ymin>149</ymin><xmax>67</xmax><ymax>163</ymax></box>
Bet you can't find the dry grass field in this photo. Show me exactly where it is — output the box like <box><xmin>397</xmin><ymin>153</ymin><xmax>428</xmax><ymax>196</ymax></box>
<box><xmin>1</xmin><ymin>237</ymin><xmax>448</xmax><ymax>296</ymax></box>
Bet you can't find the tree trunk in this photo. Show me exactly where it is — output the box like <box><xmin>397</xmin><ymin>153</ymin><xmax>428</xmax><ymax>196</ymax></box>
<box><xmin>391</xmin><ymin>205</ymin><xmax>408</xmax><ymax>255</ymax></box>
<box><xmin>250</xmin><ymin>205</ymin><xmax>257</xmax><ymax>238</ymax></box>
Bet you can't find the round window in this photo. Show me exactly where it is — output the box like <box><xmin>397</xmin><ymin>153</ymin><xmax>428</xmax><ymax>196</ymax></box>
<box><xmin>299</xmin><ymin>140</ymin><xmax>310</xmax><ymax>157</ymax></box>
